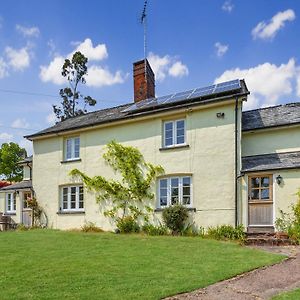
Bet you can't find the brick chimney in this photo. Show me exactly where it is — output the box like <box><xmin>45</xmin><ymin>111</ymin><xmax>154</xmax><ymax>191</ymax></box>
<box><xmin>133</xmin><ymin>59</ymin><xmax>155</xmax><ymax>103</ymax></box>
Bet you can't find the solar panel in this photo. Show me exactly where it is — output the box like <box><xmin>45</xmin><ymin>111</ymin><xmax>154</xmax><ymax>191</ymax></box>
<box><xmin>122</xmin><ymin>79</ymin><xmax>241</xmax><ymax>113</ymax></box>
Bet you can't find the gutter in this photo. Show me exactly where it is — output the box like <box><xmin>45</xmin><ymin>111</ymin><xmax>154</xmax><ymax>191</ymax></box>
<box><xmin>234</xmin><ymin>97</ymin><xmax>238</xmax><ymax>228</ymax></box>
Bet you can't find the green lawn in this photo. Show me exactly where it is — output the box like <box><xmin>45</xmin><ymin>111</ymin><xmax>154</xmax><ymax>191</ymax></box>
<box><xmin>0</xmin><ymin>230</ymin><xmax>283</xmax><ymax>300</ymax></box>
<box><xmin>273</xmin><ymin>289</ymin><xmax>300</xmax><ymax>300</ymax></box>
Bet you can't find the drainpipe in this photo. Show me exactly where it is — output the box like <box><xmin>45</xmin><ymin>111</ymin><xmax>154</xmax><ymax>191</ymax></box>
<box><xmin>235</xmin><ymin>97</ymin><xmax>238</xmax><ymax>228</ymax></box>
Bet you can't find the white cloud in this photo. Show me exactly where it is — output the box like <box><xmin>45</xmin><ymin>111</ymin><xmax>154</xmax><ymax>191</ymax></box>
<box><xmin>5</xmin><ymin>46</ymin><xmax>30</xmax><ymax>71</ymax></box>
<box><xmin>74</xmin><ymin>38</ymin><xmax>108</xmax><ymax>61</ymax></box>
<box><xmin>0</xmin><ymin>57</ymin><xmax>8</xmax><ymax>78</ymax></box>
<box><xmin>215</xmin><ymin>58</ymin><xmax>298</xmax><ymax>110</ymax></box>
<box><xmin>297</xmin><ymin>71</ymin><xmax>300</xmax><ymax>97</ymax></box>
<box><xmin>148</xmin><ymin>52</ymin><xmax>189</xmax><ymax>81</ymax></box>
<box><xmin>86</xmin><ymin>65</ymin><xmax>124</xmax><ymax>87</ymax></box>
<box><xmin>39</xmin><ymin>38</ymin><xmax>124</xmax><ymax>87</ymax></box>
<box><xmin>39</xmin><ymin>56</ymin><xmax>66</xmax><ymax>84</ymax></box>
<box><xmin>19</xmin><ymin>139</ymin><xmax>32</xmax><ymax>155</ymax></box>
<box><xmin>0</xmin><ymin>132</ymin><xmax>13</xmax><ymax>142</ymax></box>
<box><xmin>16</xmin><ymin>24</ymin><xmax>40</xmax><ymax>38</ymax></box>
<box><xmin>252</xmin><ymin>9</ymin><xmax>296</xmax><ymax>40</ymax></box>
<box><xmin>222</xmin><ymin>1</ymin><xmax>234</xmax><ymax>13</ymax></box>
<box><xmin>46</xmin><ymin>112</ymin><xmax>57</xmax><ymax>125</ymax></box>
<box><xmin>168</xmin><ymin>61</ymin><xmax>189</xmax><ymax>78</ymax></box>
<box><xmin>11</xmin><ymin>118</ymin><xmax>30</xmax><ymax>129</ymax></box>
<box><xmin>215</xmin><ymin>42</ymin><xmax>229</xmax><ymax>57</ymax></box>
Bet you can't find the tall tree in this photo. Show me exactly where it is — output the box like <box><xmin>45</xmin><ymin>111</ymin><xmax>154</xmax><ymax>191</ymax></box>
<box><xmin>0</xmin><ymin>142</ymin><xmax>27</xmax><ymax>183</ymax></box>
<box><xmin>53</xmin><ymin>51</ymin><xmax>97</xmax><ymax>121</ymax></box>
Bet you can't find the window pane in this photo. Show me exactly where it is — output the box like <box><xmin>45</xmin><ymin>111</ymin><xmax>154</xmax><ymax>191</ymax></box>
<box><xmin>160</xmin><ymin>179</ymin><xmax>167</xmax><ymax>188</ymax></box>
<box><xmin>74</xmin><ymin>138</ymin><xmax>80</xmax><ymax>158</ymax></box>
<box><xmin>13</xmin><ymin>198</ymin><xmax>16</xmax><ymax>211</ymax></box>
<box><xmin>176</xmin><ymin>120</ymin><xmax>185</xmax><ymax>145</ymax></box>
<box><xmin>63</xmin><ymin>188</ymin><xmax>68</xmax><ymax>209</ymax></box>
<box><xmin>251</xmin><ymin>177</ymin><xmax>260</xmax><ymax>188</ymax></box>
<box><xmin>261</xmin><ymin>177</ymin><xmax>270</xmax><ymax>187</ymax></box>
<box><xmin>70</xmin><ymin>187</ymin><xmax>76</xmax><ymax>209</ymax></box>
<box><xmin>261</xmin><ymin>188</ymin><xmax>270</xmax><ymax>199</ymax></box>
<box><xmin>160</xmin><ymin>197</ymin><xmax>168</xmax><ymax>206</ymax></box>
<box><xmin>164</xmin><ymin>122</ymin><xmax>173</xmax><ymax>147</ymax></box>
<box><xmin>251</xmin><ymin>189</ymin><xmax>259</xmax><ymax>199</ymax></box>
<box><xmin>165</xmin><ymin>137</ymin><xmax>173</xmax><ymax>146</ymax></box>
<box><xmin>182</xmin><ymin>196</ymin><xmax>190</xmax><ymax>205</ymax></box>
<box><xmin>177</xmin><ymin>136</ymin><xmax>184</xmax><ymax>144</ymax></box>
<box><xmin>160</xmin><ymin>179</ymin><xmax>168</xmax><ymax>206</ymax></box>
<box><xmin>79</xmin><ymin>186</ymin><xmax>84</xmax><ymax>209</ymax></box>
<box><xmin>176</xmin><ymin>120</ymin><xmax>185</xmax><ymax>129</ymax></box>
<box><xmin>66</xmin><ymin>139</ymin><xmax>72</xmax><ymax>159</ymax></box>
<box><xmin>165</xmin><ymin>122</ymin><xmax>173</xmax><ymax>131</ymax></box>
<box><xmin>171</xmin><ymin>178</ymin><xmax>179</xmax><ymax>205</ymax></box>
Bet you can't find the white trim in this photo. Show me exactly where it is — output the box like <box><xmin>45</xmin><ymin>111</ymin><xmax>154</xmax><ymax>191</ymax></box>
<box><xmin>163</xmin><ymin>119</ymin><xmax>186</xmax><ymax>148</ymax></box>
<box><xmin>60</xmin><ymin>185</ymin><xmax>84</xmax><ymax>212</ymax></box>
<box><xmin>64</xmin><ymin>137</ymin><xmax>80</xmax><ymax>161</ymax></box>
<box><xmin>6</xmin><ymin>192</ymin><xmax>16</xmax><ymax>213</ymax></box>
<box><xmin>157</xmin><ymin>175</ymin><xmax>192</xmax><ymax>208</ymax></box>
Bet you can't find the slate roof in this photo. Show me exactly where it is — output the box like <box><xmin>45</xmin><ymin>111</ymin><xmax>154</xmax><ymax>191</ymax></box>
<box><xmin>0</xmin><ymin>180</ymin><xmax>32</xmax><ymax>191</ymax></box>
<box><xmin>242</xmin><ymin>102</ymin><xmax>300</xmax><ymax>132</ymax></box>
<box><xmin>25</xmin><ymin>80</ymin><xmax>249</xmax><ymax>140</ymax></box>
<box><xmin>18</xmin><ymin>155</ymin><xmax>33</xmax><ymax>165</ymax></box>
<box><xmin>242</xmin><ymin>151</ymin><xmax>300</xmax><ymax>173</ymax></box>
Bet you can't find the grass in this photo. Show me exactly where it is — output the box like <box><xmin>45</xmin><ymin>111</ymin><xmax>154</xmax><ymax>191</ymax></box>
<box><xmin>0</xmin><ymin>230</ymin><xmax>284</xmax><ymax>300</ymax></box>
<box><xmin>273</xmin><ymin>289</ymin><xmax>300</xmax><ymax>300</ymax></box>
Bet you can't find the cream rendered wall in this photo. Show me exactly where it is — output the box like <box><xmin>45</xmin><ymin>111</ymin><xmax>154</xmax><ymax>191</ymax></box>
<box><xmin>0</xmin><ymin>191</ymin><xmax>22</xmax><ymax>224</ymax></box>
<box><xmin>33</xmin><ymin>101</ymin><xmax>240</xmax><ymax>230</ymax></box>
<box><xmin>242</xmin><ymin>126</ymin><xmax>300</xmax><ymax>157</ymax></box>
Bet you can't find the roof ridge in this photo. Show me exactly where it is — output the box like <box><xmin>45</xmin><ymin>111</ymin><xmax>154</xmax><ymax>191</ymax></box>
<box><xmin>244</xmin><ymin>102</ymin><xmax>300</xmax><ymax>113</ymax></box>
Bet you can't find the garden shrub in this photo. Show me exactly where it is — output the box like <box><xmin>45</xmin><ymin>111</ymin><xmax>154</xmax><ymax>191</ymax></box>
<box><xmin>81</xmin><ymin>222</ymin><xmax>104</xmax><ymax>233</ymax></box>
<box><xmin>162</xmin><ymin>204</ymin><xmax>189</xmax><ymax>235</ymax></box>
<box><xmin>142</xmin><ymin>223</ymin><xmax>169</xmax><ymax>236</ymax></box>
<box><xmin>275</xmin><ymin>191</ymin><xmax>300</xmax><ymax>243</ymax></box>
<box><xmin>181</xmin><ymin>223</ymin><xmax>205</xmax><ymax>237</ymax></box>
<box><xmin>206</xmin><ymin>225</ymin><xmax>245</xmax><ymax>241</ymax></box>
<box><xmin>116</xmin><ymin>216</ymin><xmax>140</xmax><ymax>233</ymax></box>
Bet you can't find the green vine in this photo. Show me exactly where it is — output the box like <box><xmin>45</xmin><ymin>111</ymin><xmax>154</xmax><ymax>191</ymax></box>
<box><xmin>70</xmin><ymin>141</ymin><xmax>164</xmax><ymax>224</ymax></box>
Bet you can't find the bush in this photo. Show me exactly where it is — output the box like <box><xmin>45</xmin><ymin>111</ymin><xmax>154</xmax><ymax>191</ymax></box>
<box><xmin>206</xmin><ymin>225</ymin><xmax>245</xmax><ymax>241</ymax></box>
<box><xmin>116</xmin><ymin>216</ymin><xmax>140</xmax><ymax>233</ymax></box>
<box><xmin>81</xmin><ymin>222</ymin><xmax>104</xmax><ymax>233</ymax></box>
<box><xmin>181</xmin><ymin>223</ymin><xmax>205</xmax><ymax>237</ymax></box>
<box><xmin>142</xmin><ymin>224</ymin><xmax>169</xmax><ymax>236</ymax></box>
<box><xmin>162</xmin><ymin>204</ymin><xmax>189</xmax><ymax>235</ymax></box>
<box><xmin>275</xmin><ymin>191</ymin><xmax>300</xmax><ymax>243</ymax></box>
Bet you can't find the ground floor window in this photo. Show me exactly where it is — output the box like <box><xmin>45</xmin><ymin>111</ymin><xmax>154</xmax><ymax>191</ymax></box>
<box><xmin>158</xmin><ymin>176</ymin><xmax>192</xmax><ymax>208</ymax></box>
<box><xmin>6</xmin><ymin>193</ymin><xmax>16</xmax><ymax>213</ymax></box>
<box><xmin>23</xmin><ymin>191</ymin><xmax>32</xmax><ymax>209</ymax></box>
<box><xmin>60</xmin><ymin>186</ymin><xmax>84</xmax><ymax>212</ymax></box>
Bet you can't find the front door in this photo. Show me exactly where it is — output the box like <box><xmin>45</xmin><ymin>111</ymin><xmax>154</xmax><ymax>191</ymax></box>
<box><xmin>248</xmin><ymin>175</ymin><xmax>273</xmax><ymax>227</ymax></box>
<box><xmin>22</xmin><ymin>191</ymin><xmax>32</xmax><ymax>227</ymax></box>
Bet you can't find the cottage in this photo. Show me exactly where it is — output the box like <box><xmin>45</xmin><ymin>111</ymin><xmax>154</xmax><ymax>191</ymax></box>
<box><xmin>1</xmin><ymin>59</ymin><xmax>299</xmax><ymax>232</ymax></box>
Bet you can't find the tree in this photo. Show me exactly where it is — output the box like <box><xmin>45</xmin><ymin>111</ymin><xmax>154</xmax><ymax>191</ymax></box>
<box><xmin>70</xmin><ymin>141</ymin><xmax>164</xmax><ymax>224</ymax></box>
<box><xmin>53</xmin><ymin>51</ymin><xmax>97</xmax><ymax>121</ymax></box>
<box><xmin>0</xmin><ymin>142</ymin><xmax>27</xmax><ymax>183</ymax></box>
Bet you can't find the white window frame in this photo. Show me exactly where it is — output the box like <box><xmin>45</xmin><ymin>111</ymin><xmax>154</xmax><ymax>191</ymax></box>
<box><xmin>158</xmin><ymin>176</ymin><xmax>192</xmax><ymax>208</ymax></box>
<box><xmin>6</xmin><ymin>192</ymin><xmax>16</xmax><ymax>213</ymax></box>
<box><xmin>163</xmin><ymin>119</ymin><xmax>186</xmax><ymax>148</ymax></box>
<box><xmin>60</xmin><ymin>185</ymin><xmax>84</xmax><ymax>212</ymax></box>
<box><xmin>65</xmin><ymin>137</ymin><xmax>80</xmax><ymax>161</ymax></box>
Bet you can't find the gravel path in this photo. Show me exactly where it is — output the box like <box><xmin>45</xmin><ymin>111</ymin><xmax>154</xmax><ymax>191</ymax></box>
<box><xmin>166</xmin><ymin>246</ymin><xmax>300</xmax><ymax>300</ymax></box>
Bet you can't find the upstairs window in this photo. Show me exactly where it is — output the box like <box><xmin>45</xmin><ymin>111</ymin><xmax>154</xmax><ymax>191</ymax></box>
<box><xmin>65</xmin><ymin>137</ymin><xmax>80</xmax><ymax>161</ymax></box>
<box><xmin>6</xmin><ymin>193</ymin><xmax>16</xmax><ymax>213</ymax></box>
<box><xmin>61</xmin><ymin>186</ymin><xmax>84</xmax><ymax>212</ymax></box>
<box><xmin>158</xmin><ymin>176</ymin><xmax>192</xmax><ymax>208</ymax></box>
<box><xmin>163</xmin><ymin>119</ymin><xmax>186</xmax><ymax>148</ymax></box>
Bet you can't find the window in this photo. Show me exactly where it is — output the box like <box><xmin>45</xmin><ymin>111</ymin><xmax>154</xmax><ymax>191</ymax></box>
<box><xmin>158</xmin><ymin>176</ymin><xmax>192</xmax><ymax>207</ymax></box>
<box><xmin>163</xmin><ymin>119</ymin><xmax>186</xmax><ymax>147</ymax></box>
<box><xmin>6</xmin><ymin>193</ymin><xmax>16</xmax><ymax>213</ymax></box>
<box><xmin>248</xmin><ymin>175</ymin><xmax>272</xmax><ymax>202</ymax></box>
<box><xmin>65</xmin><ymin>137</ymin><xmax>80</xmax><ymax>161</ymax></box>
<box><xmin>61</xmin><ymin>186</ymin><xmax>84</xmax><ymax>211</ymax></box>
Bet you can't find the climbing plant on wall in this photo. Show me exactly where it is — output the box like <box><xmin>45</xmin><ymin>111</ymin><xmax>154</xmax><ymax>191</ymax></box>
<box><xmin>70</xmin><ymin>141</ymin><xmax>164</xmax><ymax>225</ymax></box>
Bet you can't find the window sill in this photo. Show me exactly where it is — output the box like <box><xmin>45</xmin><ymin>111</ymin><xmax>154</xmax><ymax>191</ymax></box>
<box><xmin>61</xmin><ymin>158</ymin><xmax>81</xmax><ymax>164</ymax></box>
<box><xmin>154</xmin><ymin>207</ymin><xmax>196</xmax><ymax>212</ymax></box>
<box><xmin>57</xmin><ymin>211</ymin><xmax>85</xmax><ymax>215</ymax></box>
<box><xmin>4</xmin><ymin>212</ymin><xmax>16</xmax><ymax>216</ymax></box>
<box><xmin>159</xmin><ymin>144</ymin><xmax>190</xmax><ymax>151</ymax></box>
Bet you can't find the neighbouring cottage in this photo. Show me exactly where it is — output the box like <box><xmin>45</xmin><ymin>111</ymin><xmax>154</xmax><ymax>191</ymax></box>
<box><xmin>1</xmin><ymin>59</ymin><xmax>300</xmax><ymax>232</ymax></box>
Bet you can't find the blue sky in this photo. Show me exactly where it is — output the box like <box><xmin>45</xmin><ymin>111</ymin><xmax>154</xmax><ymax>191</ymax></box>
<box><xmin>0</xmin><ymin>0</ymin><xmax>300</xmax><ymax>154</ymax></box>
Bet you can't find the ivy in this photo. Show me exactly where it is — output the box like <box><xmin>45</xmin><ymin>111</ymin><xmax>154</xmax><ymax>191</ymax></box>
<box><xmin>70</xmin><ymin>141</ymin><xmax>164</xmax><ymax>224</ymax></box>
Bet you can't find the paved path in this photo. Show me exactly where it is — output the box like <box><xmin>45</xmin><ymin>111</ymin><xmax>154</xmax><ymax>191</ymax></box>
<box><xmin>166</xmin><ymin>246</ymin><xmax>300</xmax><ymax>300</ymax></box>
